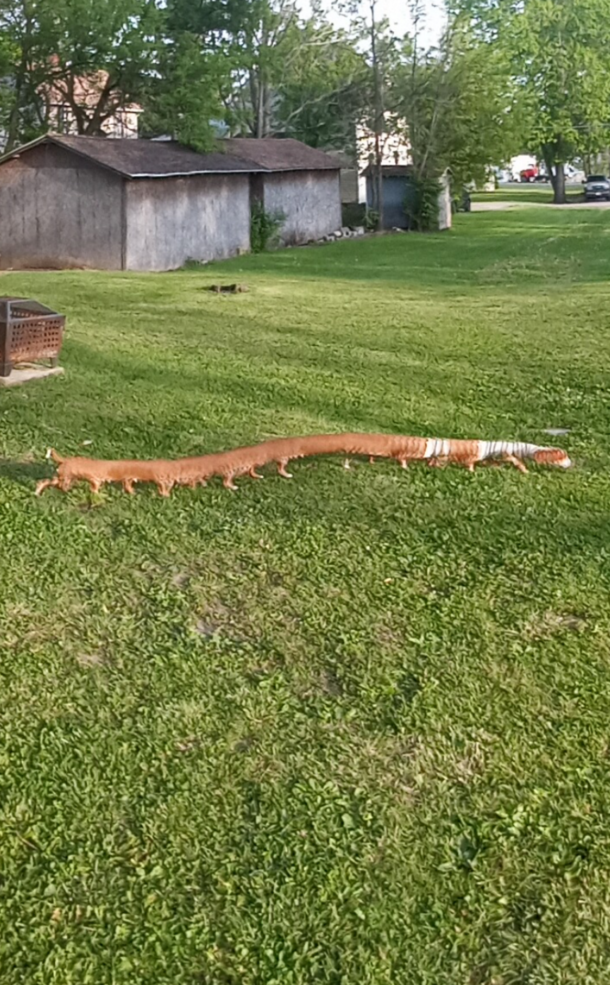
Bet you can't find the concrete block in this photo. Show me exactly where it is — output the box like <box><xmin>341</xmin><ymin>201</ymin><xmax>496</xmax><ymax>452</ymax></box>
<box><xmin>0</xmin><ymin>365</ymin><xmax>64</xmax><ymax>387</ymax></box>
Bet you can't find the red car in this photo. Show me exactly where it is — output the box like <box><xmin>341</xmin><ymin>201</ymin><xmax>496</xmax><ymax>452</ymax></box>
<box><xmin>519</xmin><ymin>166</ymin><xmax>539</xmax><ymax>182</ymax></box>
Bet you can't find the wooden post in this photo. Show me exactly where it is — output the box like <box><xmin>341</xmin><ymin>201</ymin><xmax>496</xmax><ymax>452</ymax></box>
<box><xmin>0</xmin><ymin>301</ymin><xmax>12</xmax><ymax>376</ymax></box>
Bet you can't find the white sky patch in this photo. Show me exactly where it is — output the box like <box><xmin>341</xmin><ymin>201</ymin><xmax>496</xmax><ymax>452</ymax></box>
<box><xmin>298</xmin><ymin>0</ymin><xmax>447</xmax><ymax>46</ymax></box>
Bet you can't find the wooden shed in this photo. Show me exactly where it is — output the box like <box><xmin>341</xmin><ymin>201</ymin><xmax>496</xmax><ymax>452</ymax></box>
<box><xmin>225</xmin><ymin>138</ymin><xmax>342</xmax><ymax>246</ymax></box>
<box><xmin>0</xmin><ymin>135</ymin><xmax>342</xmax><ymax>271</ymax></box>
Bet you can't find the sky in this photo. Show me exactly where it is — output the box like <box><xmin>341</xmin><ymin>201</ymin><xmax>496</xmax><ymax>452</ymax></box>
<box><xmin>299</xmin><ymin>0</ymin><xmax>447</xmax><ymax>45</ymax></box>
<box><xmin>364</xmin><ymin>0</ymin><xmax>445</xmax><ymax>42</ymax></box>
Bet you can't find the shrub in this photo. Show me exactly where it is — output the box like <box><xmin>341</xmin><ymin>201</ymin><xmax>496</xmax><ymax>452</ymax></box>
<box><xmin>342</xmin><ymin>202</ymin><xmax>366</xmax><ymax>227</ymax></box>
<box><xmin>404</xmin><ymin>176</ymin><xmax>441</xmax><ymax>232</ymax></box>
<box><xmin>250</xmin><ymin>202</ymin><xmax>286</xmax><ymax>253</ymax></box>
<box><xmin>364</xmin><ymin>208</ymin><xmax>379</xmax><ymax>232</ymax></box>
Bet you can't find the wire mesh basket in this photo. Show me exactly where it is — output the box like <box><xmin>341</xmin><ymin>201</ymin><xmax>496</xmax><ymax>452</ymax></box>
<box><xmin>0</xmin><ymin>297</ymin><xmax>65</xmax><ymax>376</ymax></box>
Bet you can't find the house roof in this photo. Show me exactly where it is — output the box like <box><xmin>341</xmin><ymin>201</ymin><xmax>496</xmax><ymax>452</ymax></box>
<box><xmin>224</xmin><ymin>137</ymin><xmax>340</xmax><ymax>171</ymax></box>
<box><xmin>322</xmin><ymin>148</ymin><xmax>356</xmax><ymax>169</ymax></box>
<box><xmin>361</xmin><ymin>164</ymin><xmax>413</xmax><ymax>178</ymax></box>
<box><xmin>7</xmin><ymin>134</ymin><xmax>258</xmax><ymax>177</ymax></box>
<box><xmin>0</xmin><ymin>134</ymin><xmax>341</xmax><ymax>178</ymax></box>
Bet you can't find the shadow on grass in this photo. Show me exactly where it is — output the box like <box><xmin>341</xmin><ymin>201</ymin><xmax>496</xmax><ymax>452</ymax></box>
<box><xmin>62</xmin><ymin>339</ymin><xmax>415</xmax><ymax>438</ymax></box>
<box><xmin>0</xmin><ymin>459</ymin><xmax>49</xmax><ymax>487</ymax></box>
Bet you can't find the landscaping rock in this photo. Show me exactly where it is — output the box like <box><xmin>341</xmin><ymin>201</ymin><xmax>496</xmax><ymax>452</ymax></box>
<box><xmin>0</xmin><ymin>365</ymin><xmax>64</xmax><ymax>387</ymax></box>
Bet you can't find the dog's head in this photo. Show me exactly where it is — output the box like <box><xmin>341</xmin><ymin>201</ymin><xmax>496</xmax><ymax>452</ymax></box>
<box><xmin>533</xmin><ymin>447</ymin><xmax>572</xmax><ymax>468</ymax></box>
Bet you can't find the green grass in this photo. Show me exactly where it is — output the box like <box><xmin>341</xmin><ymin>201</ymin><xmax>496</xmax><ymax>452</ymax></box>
<box><xmin>2</xmin><ymin>208</ymin><xmax>610</xmax><ymax>984</ymax></box>
<box><xmin>471</xmin><ymin>185</ymin><xmax>583</xmax><ymax>204</ymax></box>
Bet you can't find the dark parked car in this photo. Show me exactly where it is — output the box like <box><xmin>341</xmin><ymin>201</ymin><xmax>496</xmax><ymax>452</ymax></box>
<box><xmin>584</xmin><ymin>175</ymin><xmax>610</xmax><ymax>200</ymax></box>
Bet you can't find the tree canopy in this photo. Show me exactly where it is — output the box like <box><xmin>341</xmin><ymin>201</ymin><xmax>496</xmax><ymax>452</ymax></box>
<box><xmin>453</xmin><ymin>0</ymin><xmax>610</xmax><ymax>200</ymax></box>
<box><xmin>2</xmin><ymin>0</ymin><xmax>607</xmax><ymax>207</ymax></box>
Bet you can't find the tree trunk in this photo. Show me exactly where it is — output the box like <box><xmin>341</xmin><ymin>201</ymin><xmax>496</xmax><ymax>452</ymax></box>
<box><xmin>84</xmin><ymin>75</ymin><xmax>115</xmax><ymax>135</ymax></box>
<box><xmin>374</xmin><ymin>131</ymin><xmax>383</xmax><ymax>227</ymax></box>
<box><xmin>543</xmin><ymin>154</ymin><xmax>556</xmax><ymax>195</ymax></box>
<box><xmin>553</xmin><ymin>162</ymin><xmax>566</xmax><ymax>204</ymax></box>
<box><xmin>248</xmin><ymin>63</ymin><xmax>260</xmax><ymax>137</ymax></box>
<box><xmin>370</xmin><ymin>0</ymin><xmax>384</xmax><ymax>230</ymax></box>
<box><xmin>4</xmin><ymin>95</ymin><xmax>22</xmax><ymax>154</ymax></box>
<box><xmin>4</xmin><ymin>59</ymin><xmax>27</xmax><ymax>154</ymax></box>
<box><xmin>542</xmin><ymin>143</ymin><xmax>566</xmax><ymax>204</ymax></box>
<box><xmin>256</xmin><ymin>77</ymin><xmax>265</xmax><ymax>138</ymax></box>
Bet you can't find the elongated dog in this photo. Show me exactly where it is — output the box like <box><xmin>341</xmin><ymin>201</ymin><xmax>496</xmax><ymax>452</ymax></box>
<box><xmin>35</xmin><ymin>434</ymin><xmax>572</xmax><ymax>497</ymax></box>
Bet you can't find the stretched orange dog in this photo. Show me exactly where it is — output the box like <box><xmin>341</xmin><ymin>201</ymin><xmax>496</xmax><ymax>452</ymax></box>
<box><xmin>35</xmin><ymin>434</ymin><xmax>572</xmax><ymax>497</ymax></box>
<box><xmin>34</xmin><ymin>450</ymin><xmax>204</xmax><ymax>496</ymax></box>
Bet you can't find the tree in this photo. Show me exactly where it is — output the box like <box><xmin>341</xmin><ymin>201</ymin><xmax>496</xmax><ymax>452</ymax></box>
<box><xmin>40</xmin><ymin>0</ymin><xmax>160</xmax><ymax>137</ymax></box>
<box><xmin>154</xmin><ymin>0</ymin><xmax>268</xmax><ymax>143</ymax></box>
<box><xmin>142</xmin><ymin>0</ymin><xmax>370</xmax><ymax>149</ymax></box>
<box><xmin>270</xmin><ymin>18</ymin><xmax>368</xmax><ymax>150</ymax></box>
<box><xmin>0</xmin><ymin>0</ymin><xmax>160</xmax><ymax>150</ymax></box>
<box><xmin>454</xmin><ymin>0</ymin><xmax>610</xmax><ymax>203</ymax></box>
<box><xmin>222</xmin><ymin>0</ymin><xmax>300</xmax><ymax>138</ymax></box>
<box><xmin>391</xmin><ymin>8</ymin><xmax>524</xmax><ymax>189</ymax></box>
<box><xmin>162</xmin><ymin>0</ymin><xmax>370</xmax><ymax>147</ymax></box>
<box><xmin>179</xmin><ymin>0</ymin><xmax>367</xmax><ymax>147</ymax></box>
<box><xmin>0</xmin><ymin>0</ymin><xmax>49</xmax><ymax>152</ymax></box>
<box><xmin>140</xmin><ymin>31</ymin><xmax>225</xmax><ymax>150</ymax></box>
<box><xmin>368</xmin><ymin>0</ymin><xmax>386</xmax><ymax>227</ymax></box>
<box><xmin>340</xmin><ymin>0</ymin><xmax>402</xmax><ymax>228</ymax></box>
<box><xmin>515</xmin><ymin>0</ymin><xmax>610</xmax><ymax>202</ymax></box>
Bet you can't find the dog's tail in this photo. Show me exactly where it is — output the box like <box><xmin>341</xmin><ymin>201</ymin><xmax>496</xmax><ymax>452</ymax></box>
<box><xmin>46</xmin><ymin>448</ymin><xmax>64</xmax><ymax>464</ymax></box>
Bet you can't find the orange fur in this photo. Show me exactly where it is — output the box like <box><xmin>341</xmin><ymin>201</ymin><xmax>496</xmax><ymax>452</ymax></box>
<box><xmin>35</xmin><ymin>434</ymin><xmax>571</xmax><ymax>497</ymax></box>
<box><xmin>36</xmin><ymin>451</ymin><xmax>183</xmax><ymax>497</ymax></box>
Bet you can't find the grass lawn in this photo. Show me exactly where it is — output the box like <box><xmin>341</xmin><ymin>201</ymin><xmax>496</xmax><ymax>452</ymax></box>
<box><xmin>1</xmin><ymin>208</ymin><xmax>610</xmax><ymax>984</ymax></box>
<box><xmin>471</xmin><ymin>185</ymin><xmax>584</xmax><ymax>204</ymax></box>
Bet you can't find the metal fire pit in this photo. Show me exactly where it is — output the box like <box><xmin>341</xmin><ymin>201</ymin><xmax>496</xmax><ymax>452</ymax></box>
<box><xmin>0</xmin><ymin>297</ymin><xmax>65</xmax><ymax>377</ymax></box>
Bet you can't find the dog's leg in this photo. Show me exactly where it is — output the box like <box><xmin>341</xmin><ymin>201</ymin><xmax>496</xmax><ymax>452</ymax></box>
<box><xmin>369</xmin><ymin>456</ymin><xmax>376</xmax><ymax>465</ymax></box>
<box><xmin>344</xmin><ymin>458</ymin><xmax>351</xmax><ymax>470</ymax></box>
<box><xmin>35</xmin><ymin>477</ymin><xmax>59</xmax><ymax>496</ymax></box>
<box><xmin>277</xmin><ymin>459</ymin><xmax>293</xmax><ymax>479</ymax></box>
<box><xmin>223</xmin><ymin>473</ymin><xmax>238</xmax><ymax>491</ymax></box>
<box><xmin>399</xmin><ymin>458</ymin><xmax>409</xmax><ymax>470</ymax></box>
<box><xmin>248</xmin><ymin>466</ymin><xmax>263</xmax><ymax>480</ymax></box>
<box><xmin>122</xmin><ymin>478</ymin><xmax>135</xmax><ymax>494</ymax></box>
<box><xmin>88</xmin><ymin>478</ymin><xmax>103</xmax><ymax>494</ymax></box>
<box><xmin>156</xmin><ymin>480</ymin><xmax>173</xmax><ymax>497</ymax></box>
<box><xmin>503</xmin><ymin>453</ymin><xmax>528</xmax><ymax>474</ymax></box>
